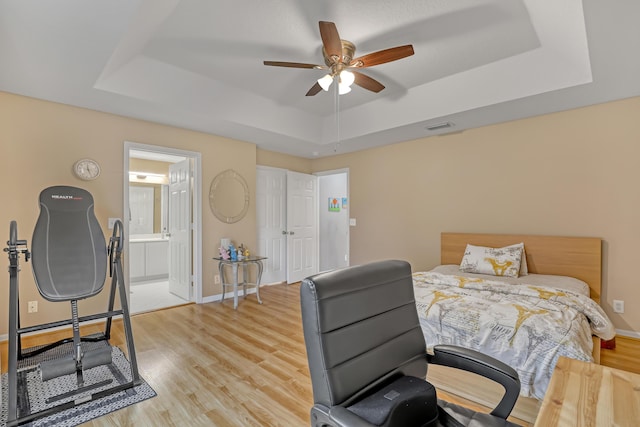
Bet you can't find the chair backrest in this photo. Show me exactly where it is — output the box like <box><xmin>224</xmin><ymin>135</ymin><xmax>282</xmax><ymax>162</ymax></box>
<box><xmin>31</xmin><ymin>186</ymin><xmax>107</xmax><ymax>301</ymax></box>
<box><xmin>300</xmin><ymin>260</ymin><xmax>428</xmax><ymax>408</ymax></box>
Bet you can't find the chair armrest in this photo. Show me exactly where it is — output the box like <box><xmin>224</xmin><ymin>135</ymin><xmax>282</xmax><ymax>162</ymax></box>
<box><xmin>427</xmin><ymin>344</ymin><xmax>520</xmax><ymax>419</ymax></box>
<box><xmin>328</xmin><ymin>406</ymin><xmax>376</xmax><ymax>427</ymax></box>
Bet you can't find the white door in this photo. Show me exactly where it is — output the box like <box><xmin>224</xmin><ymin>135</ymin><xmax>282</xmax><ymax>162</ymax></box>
<box><xmin>168</xmin><ymin>159</ymin><xmax>191</xmax><ymax>300</ymax></box>
<box><xmin>286</xmin><ymin>171</ymin><xmax>318</xmax><ymax>283</ymax></box>
<box><xmin>256</xmin><ymin>167</ymin><xmax>287</xmax><ymax>284</ymax></box>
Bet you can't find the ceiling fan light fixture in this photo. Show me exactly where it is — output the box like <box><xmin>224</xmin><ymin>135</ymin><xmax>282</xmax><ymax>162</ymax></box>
<box><xmin>318</xmin><ymin>74</ymin><xmax>333</xmax><ymax>91</ymax></box>
<box><xmin>339</xmin><ymin>70</ymin><xmax>355</xmax><ymax>87</ymax></box>
<box><xmin>338</xmin><ymin>84</ymin><xmax>352</xmax><ymax>95</ymax></box>
<box><xmin>263</xmin><ymin>22</ymin><xmax>414</xmax><ymax>97</ymax></box>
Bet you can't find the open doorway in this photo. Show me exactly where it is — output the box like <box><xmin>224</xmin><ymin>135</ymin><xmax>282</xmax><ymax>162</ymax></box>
<box><xmin>124</xmin><ymin>142</ymin><xmax>202</xmax><ymax>314</ymax></box>
<box><xmin>317</xmin><ymin>170</ymin><xmax>349</xmax><ymax>272</ymax></box>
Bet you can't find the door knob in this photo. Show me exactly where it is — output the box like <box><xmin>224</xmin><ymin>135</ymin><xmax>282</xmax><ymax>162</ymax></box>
<box><xmin>282</xmin><ymin>230</ymin><xmax>288</xmax><ymax>235</ymax></box>
<box><xmin>289</xmin><ymin>231</ymin><xmax>295</xmax><ymax>235</ymax></box>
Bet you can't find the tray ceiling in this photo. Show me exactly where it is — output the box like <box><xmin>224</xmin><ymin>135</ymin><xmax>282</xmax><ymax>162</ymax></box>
<box><xmin>1</xmin><ymin>0</ymin><xmax>639</xmax><ymax>157</ymax></box>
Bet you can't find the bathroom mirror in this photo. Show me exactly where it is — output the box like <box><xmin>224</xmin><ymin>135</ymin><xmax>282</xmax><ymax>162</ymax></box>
<box><xmin>129</xmin><ymin>184</ymin><xmax>168</xmax><ymax>236</ymax></box>
<box><xmin>209</xmin><ymin>169</ymin><xmax>249</xmax><ymax>223</ymax></box>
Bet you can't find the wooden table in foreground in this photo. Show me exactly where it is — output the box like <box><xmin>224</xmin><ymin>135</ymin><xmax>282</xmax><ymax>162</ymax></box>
<box><xmin>535</xmin><ymin>356</ymin><xmax>640</xmax><ymax>426</ymax></box>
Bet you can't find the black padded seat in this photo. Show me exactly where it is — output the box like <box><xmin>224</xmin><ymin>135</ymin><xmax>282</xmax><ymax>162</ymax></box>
<box><xmin>31</xmin><ymin>186</ymin><xmax>107</xmax><ymax>301</ymax></box>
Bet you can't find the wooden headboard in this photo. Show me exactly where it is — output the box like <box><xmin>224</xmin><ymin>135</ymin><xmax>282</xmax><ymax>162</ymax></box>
<box><xmin>441</xmin><ymin>232</ymin><xmax>602</xmax><ymax>303</ymax></box>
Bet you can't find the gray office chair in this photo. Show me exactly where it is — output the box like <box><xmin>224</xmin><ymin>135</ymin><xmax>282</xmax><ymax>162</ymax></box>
<box><xmin>300</xmin><ymin>260</ymin><xmax>521</xmax><ymax>427</ymax></box>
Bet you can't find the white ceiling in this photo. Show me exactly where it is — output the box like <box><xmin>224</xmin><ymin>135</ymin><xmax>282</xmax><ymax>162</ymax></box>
<box><xmin>1</xmin><ymin>0</ymin><xmax>639</xmax><ymax>158</ymax></box>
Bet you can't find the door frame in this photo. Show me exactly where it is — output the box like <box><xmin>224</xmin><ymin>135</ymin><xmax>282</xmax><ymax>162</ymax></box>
<box><xmin>123</xmin><ymin>141</ymin><xmax>203</xmax><ymax>304</ymax></box>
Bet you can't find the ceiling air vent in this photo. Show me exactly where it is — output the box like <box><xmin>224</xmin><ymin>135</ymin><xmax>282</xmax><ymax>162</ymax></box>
<box><xmin>425</xmin><ymin>122</ymin><xmax>454</xmax><ymax>131</ymax></box>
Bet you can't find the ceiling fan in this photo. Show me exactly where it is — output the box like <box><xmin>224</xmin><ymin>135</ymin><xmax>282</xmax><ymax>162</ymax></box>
<box><xmin>263</xmin><ymin>21</ymin><xmax>415</xmax><ymax>96</ymax></box>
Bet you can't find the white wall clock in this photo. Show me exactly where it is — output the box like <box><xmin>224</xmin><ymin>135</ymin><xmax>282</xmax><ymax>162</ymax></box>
<box><xmin>73</xmin><ymin>158</ymin><xmax>101</xmax><ymax>181</ymax></box>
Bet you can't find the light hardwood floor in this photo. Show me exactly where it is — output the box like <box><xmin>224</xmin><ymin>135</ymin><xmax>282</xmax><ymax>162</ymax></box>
<box><xmin>601</xmin><ymin>334</ymin><xmax>640</xmax><ymax>374</ymax></box>
<box><xmin>97</xmin><ymin>283</ymin><xmax>311</xmax><ymax>426</ymax></box>
<box><xmin>6</xmin><ymin>283</ymin><xmax>638</xmax><ymax>426</ymax></box>
<box><xmin>4</xmin><ymin>284</ymin><xmax>310</xmax><ymax>426</ymax></box>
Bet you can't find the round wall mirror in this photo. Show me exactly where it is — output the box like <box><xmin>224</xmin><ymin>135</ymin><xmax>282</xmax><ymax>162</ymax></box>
<box><xmin>209</xmin><ymin>169</ymin><xmax>249</xmax><ymax>223</ymax></box>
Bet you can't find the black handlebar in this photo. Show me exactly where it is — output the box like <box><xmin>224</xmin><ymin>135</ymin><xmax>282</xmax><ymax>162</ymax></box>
<box><xmin>5</xmin><ymin>220</ymin><xmax>30</xmax><ymax>262</ymax></box>
<box><xmin>108</xmin><ymin>219</ymin><xmax>124</xmax><ymax>277</ymax></box>
<box><xmin>8</xmin><ymin>221</ymin><xmax>27</xmax><ymax>247</ymax></box>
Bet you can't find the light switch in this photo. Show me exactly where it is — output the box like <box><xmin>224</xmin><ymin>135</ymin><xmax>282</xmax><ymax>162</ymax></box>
<box><xmin>349</xmin><ymin>218</ymin><xmax>356</xmax><ymax>226</ymax></box>
<box><xmin>613</xmin><ymin>300</ymin><xmax>624</xmax><ymax>313</ymax></box>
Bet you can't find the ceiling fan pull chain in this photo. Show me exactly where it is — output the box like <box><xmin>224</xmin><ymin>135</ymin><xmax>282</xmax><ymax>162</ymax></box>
<box><xmin>334</xmin><ymin>77</ymin><xmax>341</xmax><ymax>153</ymax></box>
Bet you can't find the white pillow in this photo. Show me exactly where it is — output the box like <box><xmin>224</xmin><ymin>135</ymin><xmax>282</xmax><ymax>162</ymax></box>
<box><xmin>459</xmin><ymin>243</ymin><xmax>523</xmax><ymax>277</ymax></box>
<box><xmin>459</xmin><ymin>242</ymin><xmax>528</xmax><ymax>275</ymax></box>
<box><xmin>505</xmin><ymin>242</ymin><xmax>528</xmax><ymax>276</ymax></box>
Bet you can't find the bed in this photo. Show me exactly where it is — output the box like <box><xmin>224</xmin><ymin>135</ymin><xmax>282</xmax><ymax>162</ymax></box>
<box><xmin>418</xmin><ymin>232</ymin><xmax>615</xmax><ymax>423</ymax></box>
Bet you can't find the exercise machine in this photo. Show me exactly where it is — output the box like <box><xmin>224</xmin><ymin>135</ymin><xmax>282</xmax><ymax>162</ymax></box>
<box><xmin>4</xmin><ymin>186</ymin><xmax>140</xmax><ymax>426</ymax></box>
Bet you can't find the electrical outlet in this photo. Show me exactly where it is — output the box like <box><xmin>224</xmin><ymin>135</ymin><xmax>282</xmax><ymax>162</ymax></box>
<box><xmin>613</xmin><ymin>300</ymin><xmax>624</xmax><ymax>313</ymax></box>
<box><xmin>28</xmin><ymin>300</ymin><xmax>38</xmax><ymax>313</ymax></box>
<box><xmin>214</xmin><ymin>275</ymin><xmax>221</xmax><ymax>284</ymax></box>
<box><xmin>108</xmin><ymin>218</ymin><xmax>122</xmax><ymax>229</ymax></box>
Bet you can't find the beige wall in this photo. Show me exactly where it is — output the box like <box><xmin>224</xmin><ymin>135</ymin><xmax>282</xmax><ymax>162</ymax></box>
<box><xmin>311</xmin><ymin>96</ymin><xmax>640</xmax><ymax>334</ymax></box>
<box><xmin>256</xmin><ymin>148</ymin><xmax>313</xmax><ymax>174</ymax></box>
<box><xmin>0</xmin><ymin>91</ymin><xmax>257</xmax><ymax>335</ymax></box>
<box><xmin>2</xmin><ymin>90</ymin><xmax>639</xmax><ymax>337</ymax></box>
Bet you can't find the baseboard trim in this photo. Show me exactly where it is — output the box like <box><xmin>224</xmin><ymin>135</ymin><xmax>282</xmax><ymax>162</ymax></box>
<box><xmin>616</xmin><ymin>329</ymin><xmax>640</xmax><ymax>339</ymax></box>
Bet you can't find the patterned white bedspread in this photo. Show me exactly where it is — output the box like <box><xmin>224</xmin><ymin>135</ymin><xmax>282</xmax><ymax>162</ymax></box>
<box><xmin>413</xmin><ymin>271</ymin><xmax>615</xmax><ymax>399</ymax></box>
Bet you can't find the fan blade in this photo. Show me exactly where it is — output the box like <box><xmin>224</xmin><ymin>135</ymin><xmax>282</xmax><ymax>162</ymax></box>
<box><xmin>263</xmin><ymin>61</ymin><xmax>325</xmax><ymax>69</ymax></box>
<box><xmin>352</xmin><ymin>71</ymin><xmax>385</xmax><ymax>93</ymax></box>
<box><xmin>350</xmin><ymin>45</ymin><xmax>414</xmax><ymax>68</ymax></box>
<box><xmin>306</xmin><ymin>82</ymin><xmax>323</xmax><ymax>96</ymax></box>
<box><xmin>319</xmin><ymin>21</ymin><xmax>342</xmax><ymax>60</ymax></box>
